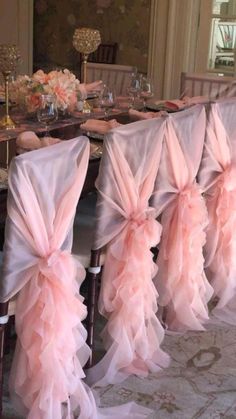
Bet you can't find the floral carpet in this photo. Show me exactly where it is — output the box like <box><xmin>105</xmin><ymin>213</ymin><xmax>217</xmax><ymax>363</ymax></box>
<box><xmin>3</xmin><ymin>319</ymin><xmax>236</xmax><ymax>419</ymax></box>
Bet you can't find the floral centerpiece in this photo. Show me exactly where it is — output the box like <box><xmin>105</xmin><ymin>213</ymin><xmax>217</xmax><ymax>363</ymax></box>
<box><xmin>10</xmin><ymin>69</ymin><xmax>84</xmax><ymax>113</ymax></box>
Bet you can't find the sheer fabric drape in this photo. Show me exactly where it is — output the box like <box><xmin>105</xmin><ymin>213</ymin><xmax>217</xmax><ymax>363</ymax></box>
<box><xmin>0</xmin><ymin>138</ymin><xmax>99</xmax><ymax>418</ymax></box>
<box><xmin>86</xmin><ymin>118</ymin><xmax>170</xmax><ymax>387</ymax></box>
<box><xmin>0</xmin><ymin>137</ymin><xmax>154</xmax><ymax>418</ymax></box>
<box><xmin>198</xmin><ymin>99</ymin><xmax>236</xmax><ymax>323</ymax></box>
<box><xmin>151</xmin><ymin>105</ymin><xmax>213</xmax><ymax>332</ymax></box>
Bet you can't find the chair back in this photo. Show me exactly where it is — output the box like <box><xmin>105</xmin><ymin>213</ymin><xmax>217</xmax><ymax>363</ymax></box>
<box><xmin>88</xmin><ymin>43</ymin><xmax>118</xmax><ymax>64</ymax></box>
<box><xmin>86</xmin><ymin>117</ymin><xmax>170</xmax><ymax>387</ymax></box>
<box><xmin>0</xmin><ymin>137</ymin><xmax>101</xmax><ymax>418</ymax></box>
<box><xmin>198</xmin><ymin>98</ymin><xmax>236</xmax><ymax>323</ymax></box>
<box><xmin>151</xmin><ymin>105</ymin><xmax>213</xmax><ymax>332</ymax></box>
<box><xmin>180</xmin><ymin>72</ymin><xmax>235</xmax><ymax>99</ymax></box>
<box><xmin>86</xmin><ymin>62</ymin><xmax>137</xmax><ymax>95</ymax></box>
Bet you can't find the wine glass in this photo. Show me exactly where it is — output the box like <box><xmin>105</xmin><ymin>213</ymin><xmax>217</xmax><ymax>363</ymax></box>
<box><xmin>37</xmin><ymin>94</ymin><xmax>58</xmax><ymax>137</ymax></box>
<box><xmin>127</xmin><ymin>72</ymin><xmax>141</xmax><ymax>108</ymax></box>
<box><xmin>99</xmin><ymin>85</ymin><xmax>116</xmax><ymax>119</ymax></box>
<box><xmin>140</xmin><ymin>76</ymin><xmax>154</xmax><ymax>110</ymax></box>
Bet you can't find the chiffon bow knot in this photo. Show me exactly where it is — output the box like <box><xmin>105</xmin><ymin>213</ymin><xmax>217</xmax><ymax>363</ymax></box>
<box><xmin>128</xmin><ymin>206</ymin><xmax>157</xmax><ymax>228</ymax></box>
<box><xmin>38</xmin><ymin>249</ymin><xmax>71</xmax><ymax>279</ymax></box>
<box><xmin>110</xmin><ymin>207</ymin><xmax>161</xmax><ymax>262</ymax></box>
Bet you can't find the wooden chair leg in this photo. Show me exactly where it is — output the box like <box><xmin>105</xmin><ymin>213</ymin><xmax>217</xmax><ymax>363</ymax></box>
<box><xmin>0</xmin><ymin>323</ymin><xmax>7</xmax><ymax>419</ymax></box>
<box><xmin>0</xmin><ymin>302</ymin><xmax>9</xmax><ymax>419</ymax></box>
<box><xmin>86</xmin><ymin>249</ymin><xmax>101</xmax><ymax>367</ymax></box>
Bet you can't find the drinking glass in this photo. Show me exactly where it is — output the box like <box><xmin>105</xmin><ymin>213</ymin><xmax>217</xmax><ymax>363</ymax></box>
<box><xmin>140</xmin><ymin>76</ymin><xmax>154</xmax><ymax>110</ymax></box>
<box><xmin>99</xmin><ymin>85</ymin><xmax>116</xmax><ymax>119</ymax></box>
<box><xmin>37</xmin><ymin>94</ymin><xmax>58</xmax><ymax>137</ymax></box>
<box><xmin>127</xmin><ymin>73</ymin><xmax>141</xmax><ymax>108</ymax></box>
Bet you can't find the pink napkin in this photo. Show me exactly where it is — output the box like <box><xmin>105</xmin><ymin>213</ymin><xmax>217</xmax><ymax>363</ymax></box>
<box><xmin>116</xmin><ymin>95</ymin><xmax>132</xmax><ymax>109</ymax></box>
<box><xmin>80</xmin><ymin>118</ymin><xmax>121</xmax><ymax>135</ymax></box>
<box><xmin>16</xmin><ymin>131</ymin><xmax>61</xmax><ymax>154</ymax></box>
<box><xmin>128</xmin><ymin>108</ymin><xmax>165</xmax><ymax>120</ymax></box>
<box><xmin>164</xmin><ymin>95</ymin><xmax>209</xmax><ymax>111</ymax></box>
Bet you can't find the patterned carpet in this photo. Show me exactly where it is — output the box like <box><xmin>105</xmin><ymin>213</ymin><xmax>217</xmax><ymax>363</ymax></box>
<box><xmin>3</xmin><ymin>319</ymin><xmax>236</xmax><ymax>419</ymax></box>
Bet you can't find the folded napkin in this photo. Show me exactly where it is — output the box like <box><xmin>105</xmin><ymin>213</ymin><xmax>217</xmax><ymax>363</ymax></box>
<box><xmin>78</xmin><ymin>80</ymin><xmax>103</xmax><ymax>100</ymax></box>
<box><xmin>116</xmin><ymin>96</ymin><xmax>133</xmax><ymax>109</ymax></box>
<box><xmin>164</xmin><ymin>95</ymin><xmax>209</xmax><ymax>111</ymax></box>
<box><xmin>16</xmin><ymin>131</ymin><xmax>61</xmax><ymax>154</ymax></box>
<box><xmin>128</xmin><ymin>108</ymin><xmax>165</xmax><ymax>120</ymax></box>
<box><xmin>80</xmin><ymin>119</ymin><xmax>121</xmax><ymax>135</ymax></box>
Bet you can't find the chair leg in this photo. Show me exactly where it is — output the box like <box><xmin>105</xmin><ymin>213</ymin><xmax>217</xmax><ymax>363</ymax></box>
<box><xmin>0</xmin><ymin>324</ymin><xmax>6</xmax><ymax>419</ymax></box>
<box><xmin>0</xmin><ymin>302</ymin><xmax>9</xmax><ymax>419</ymax></box>
<box><xmin>86</xmin><ymin>249</ymin><xmax>101</xmax><ymax>367</ymax></box>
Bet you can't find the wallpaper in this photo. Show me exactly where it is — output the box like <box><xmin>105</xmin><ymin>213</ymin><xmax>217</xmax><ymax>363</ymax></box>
<box><xmin>33</xmin><ymin>0</ymin><xmax>151</xmax><ymax>76</ymax></box>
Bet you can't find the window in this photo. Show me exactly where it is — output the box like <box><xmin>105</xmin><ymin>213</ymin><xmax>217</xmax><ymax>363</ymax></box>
<box><xmin>208</xmin><ymin>0</ymin><xmax>236</xmax><ymax>74</ymax></box>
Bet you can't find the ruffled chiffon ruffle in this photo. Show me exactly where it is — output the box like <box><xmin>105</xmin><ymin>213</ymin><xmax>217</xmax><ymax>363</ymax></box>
<box><xmin>9</xmin><ymin>252</ymin><xmax>99</xmax><ymax>419</ymax></box>
<box><xmin>154</xmin><ymin>183</ymin><xmax>213</xmax><ymax>332</ymax></box>
<box><xmin>86</xmin><ymin>209</ymin><xmax>170</xmax><ymax>387</ymax></box>
<box><xmin>204</xmin><ymin>165</ymin><xmax>236</xmax><ymax>323</ymax></box>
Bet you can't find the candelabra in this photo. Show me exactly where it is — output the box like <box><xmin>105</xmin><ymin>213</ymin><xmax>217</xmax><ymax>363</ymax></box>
<box><xmin>0</xmin><ymin>44</ymin><xmax>20</xmax><ymax>129</ymax></box>
<box><xmin>73</xmin><ymin>28</ymin><xmax>101</xmax><ymax>113</ymax></box>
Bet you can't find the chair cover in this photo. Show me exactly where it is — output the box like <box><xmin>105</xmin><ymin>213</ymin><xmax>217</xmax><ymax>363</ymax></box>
<box><xmin>151</xmin><ymin>105</ymin><xmax>213</xmax><ymax>332</ymax></box>
<box><xmin>0</xmin><ymin>138</ymin><xmax>95</xmax><ymax>418</ymax></box>
<box><xmin>0</xmin><ymin>137</ymin><xmax>157</xmax><ymax>418</ymax></box>
<box><xmin>86</xmin><ymin>117</ymin><xmax>170</xmax><ymax>388</ymax></box>
<box><xmin>198</xmin><ymin>98</ymin><xmax>236</xmax><ymax>323</ymax></box>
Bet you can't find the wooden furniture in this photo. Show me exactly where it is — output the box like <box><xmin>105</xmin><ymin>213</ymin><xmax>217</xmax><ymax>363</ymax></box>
<box><xmin>86</xmin><ymin>63</ymin><xmax>137</xmax><ymax>95</ymax></box>
<box><xmin>88</xmin><ymin>43</ymin><xmax>118</xmax><ymax>64</ymax></box>
<box><xmin>180</xmin><ymin>72</ymin><xmax>235</xmax><ymax>99</ymax></box>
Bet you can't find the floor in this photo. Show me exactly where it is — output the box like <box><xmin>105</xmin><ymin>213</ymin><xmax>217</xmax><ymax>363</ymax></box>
<box><xmin>3</xmin><ymin>316</ymin><xmax>236</xmax><ymax>419</ymax></box>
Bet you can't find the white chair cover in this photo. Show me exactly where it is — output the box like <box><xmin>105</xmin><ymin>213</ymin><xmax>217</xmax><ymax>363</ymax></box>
<box><xmin>151</xmin><ymin>105</ymin><xmax>213</xmax><ymax>331</ymax></box>
<box><xmin>198</xmin><ymin>98</ymin><xmax>236</xmax><ymax>323</ymax></box>
<box><xmin>0</xmin><ymin>136</ymin><xmax>158</xmax><ymax>418</ymax></box>
<box><xmin>0</xmin><ymin>138</ymin><xmax>97</xmax><ymax>418</ymax></box>
<box><xmin>86</xmin><ymin>117</ymin><xmax>170</xmax><ymax>387</ymax></box>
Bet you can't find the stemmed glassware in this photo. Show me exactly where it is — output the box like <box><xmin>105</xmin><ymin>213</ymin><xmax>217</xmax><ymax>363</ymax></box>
<box><xmin>37</xmin><ymin>94</ymin><xmax>58</xmax><ymax>137</ymax></box>
<box><xmin>99</xmin><ymin>85</ymin><xmax>116</xmax><ymax>119</ymax></box>
<box><xmin>127</xmin><ymin>72</ymin><xmax>141</xmax><ymax>108</ymax></box>
<box><xmin>140</xmin><ymin>76</ymin><xmax>154</xmax><ymax>110</ymax></box>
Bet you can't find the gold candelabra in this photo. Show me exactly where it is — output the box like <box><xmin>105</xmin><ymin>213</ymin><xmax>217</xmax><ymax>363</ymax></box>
<box><xmin>0</xmin><ymin>44</ymin><xmax>20</xmax><ymax>130</ymax></box>
<box><xmin>73</xmin><ymin>28</ymin><xmax>101</xmax><ymax>113</ymax></box>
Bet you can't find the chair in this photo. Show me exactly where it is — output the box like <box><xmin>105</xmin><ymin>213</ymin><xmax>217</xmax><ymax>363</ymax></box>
<box><xmin>88</xmin><ymin>43</ymin><xmax>118</xmax><ymax>64</ymax></box>
<box><xmin>198</xmin><ymin>98</ymin><xmax>236</xmax><ymax>323</ymax></box>
<box><xmin>151</xmin><ymin>105</ymin><xmax>214</xmax><ymax>332</ymax></box>
<box><xmin>180</xmin><ymin>72</ymin><xmax>236</xmax><ymax>99</ymax></box>
<box><xmin>86</xmin><ymin>62</ymin><xmax>137</xmax><ymax>95</ymax></box>
<box><xmin>0</xmin><ymin>137</ymin><xmax>104</xmax><ymax>418</ymax></box>
<box><xmin>84</xmin><ymin>117</ymin><xmax>170</xmax><ymax>387</ymax></box>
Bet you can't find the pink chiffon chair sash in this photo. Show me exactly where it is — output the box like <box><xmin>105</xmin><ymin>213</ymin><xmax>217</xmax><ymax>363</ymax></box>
<box><xmin>198</xmin><ymin>98</ymin><xmax>236</xmax><ymax>323</ymax></box>
<box><xmin>86</xmin><ymin>118</ymin><xmax>170</xmax><ymax>387</ymax></box>
<box><xmin>0</xmin><ymin>138</ymin><xmax>105</xmax><ymax>418</ymax></box>
<box><xmin>152</xmin><ymin>105</ymin><xmax>213</xmax><ymax>331</ymax></box>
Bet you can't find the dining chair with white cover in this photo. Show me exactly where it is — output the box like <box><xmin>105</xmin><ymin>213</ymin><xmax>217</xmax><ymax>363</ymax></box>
<box><xmin>180</xmin><ymin>72</ymin><xmax>236</xmax><ymax>99</ymax></box>
<box><xmin>84</xmin><ymin>116</ymin><xmax>170</xmax><ymax>387</ymax></box>
<box><xmin>0</xmin><ymin>137</ymin><xmax>101</xmax><ymax>418</ymax></box>
<box><xmin>198</xmin><ymin>98</ymin><xmax>236</xmax><ymax>323</ymax></box>
<box><xmin>151</xmin><ymin>105</ymin><xmax>214</xmax><ymax>332</ymax></box>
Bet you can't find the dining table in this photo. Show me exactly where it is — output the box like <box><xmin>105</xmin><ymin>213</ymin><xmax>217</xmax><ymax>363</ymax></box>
<box><xmin>0</xmin><ymin>103</ymin><xmax>136</xmax><ymax>249</ymax></box>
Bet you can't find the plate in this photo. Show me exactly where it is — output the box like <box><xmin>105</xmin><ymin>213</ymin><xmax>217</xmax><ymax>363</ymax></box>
<box><xmin>86</xmin><ymin>131</ymin><xmax>104</xmax><ymax>141</ymax></box>
<box><xmin>146</xmin><ymin>102</ymin><xmax>186</xmax><ymax>113</ymax></box>
<box><xmin>87</xmin><ymin>92</ymin><xmax>99</xmax><ymax>99</ymax></box>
